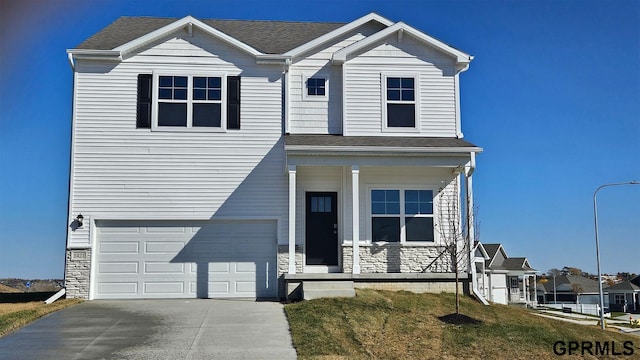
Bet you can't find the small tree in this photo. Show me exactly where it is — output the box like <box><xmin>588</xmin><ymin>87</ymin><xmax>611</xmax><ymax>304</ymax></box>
<box><xmin>421</xmin><ymin>180</ymin><xmax>469</xmax><ymax>314</ymax></box>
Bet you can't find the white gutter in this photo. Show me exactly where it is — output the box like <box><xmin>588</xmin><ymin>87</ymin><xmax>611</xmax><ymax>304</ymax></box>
<box><xmin>66</xmin><ymin>49</ymin><xmax>122</xmax><ymax>62</ymax></box>
<box><xmin>285</xmin><ymin>145</ymin><xmax>483</xmax><ymax>154</ymax></box>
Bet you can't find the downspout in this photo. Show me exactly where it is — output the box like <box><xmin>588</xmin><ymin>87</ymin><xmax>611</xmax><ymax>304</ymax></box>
<box><xmin>466</xmin><ymin>152</ymin><xmax>489</xmax><ymax>305</ymax></box>
<box><xmin>283</xmin><ymin>58</ymin><xmax>291</xmax><ymax>134</ymax></box>
<box><xmin>63</xmin><ymin>54</ymin><xmax>76</xmax><ymax>295</ymax></box>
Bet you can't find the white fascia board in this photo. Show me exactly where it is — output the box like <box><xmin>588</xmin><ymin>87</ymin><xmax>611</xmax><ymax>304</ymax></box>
<box><xmin>474</xmin><ymin>242</ymin><xmax>491</xmax><ymax>260</ymax></box>
<box><xmin>113</xmin><ymin>15</ymin><xmax>262</xmax><ymax>57</ymax></box>
<box><xmin>332</xmin><ymin>22</ymin><xmax>473</xmax><ymax>68</ymax></box>
<box><xmin>66</xmin><ymin>49</ymin><xmax>122</xmax><ymax>60</ymax></box>
<box><xmin>285</xmin><ymin>145</ymin><xmax>483</xmax><ymax>154</ymax></box>
<box><xmin>283</xmin><ymin>12</ymin><xmax>394</xmax><ymax>58</ymax></box>
<box><xmin>256</xmin><ymin>54</ymin><xmax>291</xmax><ymax>64</ymax></box>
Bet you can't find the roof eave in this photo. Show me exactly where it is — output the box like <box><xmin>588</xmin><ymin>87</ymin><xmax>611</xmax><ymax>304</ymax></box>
<box><xmin>285</xmin><ymin>145</ymin><xmax>483</xmax><ymax>154</ymax></box>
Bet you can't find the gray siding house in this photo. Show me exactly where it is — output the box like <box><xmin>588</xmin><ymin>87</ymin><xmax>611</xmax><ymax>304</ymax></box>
<box><xmin>64</xmin><ymin>13</ymin><xmax>482</xmax><ymax>300</ymax></box>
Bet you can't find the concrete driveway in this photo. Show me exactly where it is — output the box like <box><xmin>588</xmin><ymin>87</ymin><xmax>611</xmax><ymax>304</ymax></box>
<box><xmin>0</xmin><ymin>299</ymin><xmax>297</xmax><ymax>359</ymax></box>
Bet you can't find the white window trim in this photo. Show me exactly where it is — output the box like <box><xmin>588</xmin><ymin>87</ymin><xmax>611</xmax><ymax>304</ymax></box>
<box><xmin>303</xmin><ymin>74</ymin><xmax>329</xmax><ymax>102</ymax></box>
<box><xmin>381</xmin><ymin>73</ymin><xmax>420</xmax><ymax>133</ymax></box>
<box><xmin>366</xmin><ymin>185</ymin><xmax>438</xmax><ymax>245</ymax></box>
<box><xmin>151</xmin><ymin>72</ymin><xmax>228</xmax><ymax>132</ymax></box>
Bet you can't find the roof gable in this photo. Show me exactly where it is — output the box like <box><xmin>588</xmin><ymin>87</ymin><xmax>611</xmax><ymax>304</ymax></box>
<box><xmin>283</xmin><ymin>12</ymin><xmax>394</xmax><ymax>58</ymax></box>
<box><xmin>332</xmin><ymin>21</ymin><xmax>472</xmax><ymax>71</ymax></box>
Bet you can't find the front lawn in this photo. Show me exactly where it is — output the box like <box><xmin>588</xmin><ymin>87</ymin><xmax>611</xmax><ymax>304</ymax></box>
<box><xmin>285</xmin><ymin>289</ymin><xmax>639</xmax><ymax>359</ymax></box>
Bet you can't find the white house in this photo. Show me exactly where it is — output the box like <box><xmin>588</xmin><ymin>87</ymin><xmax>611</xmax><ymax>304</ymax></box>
<box><xmin>64</xmin><ymin>13</ymin><xmax>482</xmax><ymax>300</ymax></box>
<box><xmin>474</xmin><ymin>243</ymin><xmax>537</xmax><ymax>306</ymax></box>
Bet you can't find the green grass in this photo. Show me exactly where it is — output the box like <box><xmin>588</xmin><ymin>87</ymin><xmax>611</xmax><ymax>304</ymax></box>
<box><xmin>285</xmin><ymin>290</ymin><xmax>640</xmax><ymax>359</ymax></box>
<box><xmin>0</xmin><ymin>299</ymin><xmax>82</xmax><ymax>337</ymax></box>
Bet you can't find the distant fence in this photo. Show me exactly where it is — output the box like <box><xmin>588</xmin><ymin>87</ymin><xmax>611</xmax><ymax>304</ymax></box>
<box><xmin>0</xmin><ymin>291</ymin><xmax>60</xmax><ymax>303</ymax></box>
<box><xmin>544</xmin><ymin>303</ymin><xmax>610</xmax><ymax>318</ymax></box>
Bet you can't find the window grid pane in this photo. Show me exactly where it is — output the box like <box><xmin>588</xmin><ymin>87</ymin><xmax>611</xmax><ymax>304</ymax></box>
<box><xmin>193</xmin><ymin>77</ymin><xmax>221</xmax><ymax>101</ymax></box>
<box><xmin>307</xmin><ymin>78</ymin><xmax>326</xmax><ymax>96</ymax></box>
<box><xmin>371</xmin><ymin>190</ymin><xmax>400</xmax><ymax>215</ymax></box>
<box><xmin>386</xmin><ymin>77</ymin><xmax>414</xmax><ymax>101</ymax></box>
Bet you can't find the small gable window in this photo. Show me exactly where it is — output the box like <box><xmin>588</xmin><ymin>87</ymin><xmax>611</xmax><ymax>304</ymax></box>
<box><xmin>384</xmin><ymin>76</ymin><xmax>417</xmax><ymax>129</ymax></box>
<box><xmin>307</xmin><ymin>77</ymin><xmax>326</xmax><ymax>96</ymax></box>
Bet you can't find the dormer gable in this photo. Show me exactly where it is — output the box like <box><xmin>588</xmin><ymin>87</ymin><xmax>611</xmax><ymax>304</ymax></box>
<box><xmin>333</xmin><ymin>21</ymin><xmax>473</xmax><ymax>72</ymax></box>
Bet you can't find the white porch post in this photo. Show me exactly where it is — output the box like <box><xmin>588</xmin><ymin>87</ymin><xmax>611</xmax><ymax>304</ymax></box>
<box><xmin>288</xmin><ymin>165</ymin><xmax>297</xmax><ymax>274</ymax></box>
<box><xmin>351</xmin><ymin>165</ymin><xmax>360</xmax><ymax>274</ymax></box>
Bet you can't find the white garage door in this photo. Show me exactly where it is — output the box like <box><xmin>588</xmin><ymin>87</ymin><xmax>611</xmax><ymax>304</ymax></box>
<box><xmin>94</xmin><ymin>220</ymin><xmax>277</xmax><ymax>299</ymax></box>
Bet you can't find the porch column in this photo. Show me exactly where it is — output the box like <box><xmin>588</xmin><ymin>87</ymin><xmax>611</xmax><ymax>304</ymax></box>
<box><xmin>288</xmin><ymin>165</ymin><xmax>296</xmax><ymax>274</ymax></box>
<box><xmin>464</xmin><ymin>153</ymin><xmax>476</xmax><ymax>273</ymax></box>
<box><xmin>351</xmin><ymin>165</ymin><xmax>360</xmax><ymax>274</ymax></box>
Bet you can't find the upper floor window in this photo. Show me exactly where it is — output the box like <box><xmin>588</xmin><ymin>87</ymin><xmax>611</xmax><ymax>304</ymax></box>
<box><xmin>136</xmin><ymin>74</ymin><xmax>240</xmax><ymax>131</ymax></box>
<box><xmin>307</xmin><ymin>77</ymin><xmax>326</xmax><ymax>96</ymax></box>
<box><xmin>385</xmin><ymin>76</ymin><xmax>416</xmax><ymax>128</ymax></box>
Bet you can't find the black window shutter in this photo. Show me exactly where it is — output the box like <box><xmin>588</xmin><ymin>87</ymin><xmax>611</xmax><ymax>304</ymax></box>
<box><xmin>227</xmin><ymin>76</ymin><xmax>240</xmax><ymax>129</ymax></box>
<box><xmin>137</xmin><ymin>74</ymin><xmax>152</xmax><ymax>128</ymax></box>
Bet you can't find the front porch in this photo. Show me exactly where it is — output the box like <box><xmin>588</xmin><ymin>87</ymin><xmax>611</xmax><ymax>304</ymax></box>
<box><xmin>280</xmin><ymin>134</ymin><xmax>482</xmax><ymax>300</ymax></box>
<box><xmin>508</xmin><ymin>274</ymin><xmax>538</xmax><ymax>308</ymax></box>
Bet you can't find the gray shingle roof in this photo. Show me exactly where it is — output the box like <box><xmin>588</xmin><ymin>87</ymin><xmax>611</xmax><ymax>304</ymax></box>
<box><xmin>496</xmin><ymin>257</ymin><xmax>535</xmax><ymax>271</ymax></box>
<box><xmin>75</xmin><ymin>16</ymin><xmax>345</xmax><ymax>54</ymax></box>
<box><xmin>284</xmin><ymin>134</ymin><xmax>480</xmax><ymax>149</ymax></box>
<box><xmin>606</xmin><ymin>281</ymin><xmax>640</xmax><ymax>292</ymax></box>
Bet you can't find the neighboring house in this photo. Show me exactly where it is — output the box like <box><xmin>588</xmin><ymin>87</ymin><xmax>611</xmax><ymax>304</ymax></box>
<box><xmin>606</xmin><ymin>281</ymin><xmax>640</xmax><ymax>313</ymax></box>
<box><xmin>537</xmin><ymin>275</ymin><xmax>606</xmax><ymax>306</ymax></box>
<box><xmin>64</xmin><ymin>13</ymin><xmax>482</xmax><ymax>300</ymax></box>
<box><xmin>474</xmin><ymin>243</ymin><xmax>537</xmax><ymax>306</ymax></box>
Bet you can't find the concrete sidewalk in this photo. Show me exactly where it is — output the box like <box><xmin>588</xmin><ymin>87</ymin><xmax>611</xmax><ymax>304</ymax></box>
<box><xmin>0</xmin><ymin>299</ymin><xmax>297</xmax><ymax>360</ymax></box>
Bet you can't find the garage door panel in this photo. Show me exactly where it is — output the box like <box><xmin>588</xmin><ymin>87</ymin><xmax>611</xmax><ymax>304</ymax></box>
<box><xmin>95</xmin><ymin>220</ymin><xmax>277</xmax><ymax>299</ymax></box>
<box><xmin>99</xmin><ymin>262</ymin><xmax>139</xmax><ymax>274</ymax></box>
<box><xmin>144</xmin><ymin>262</ymin><xmax>185</xmax><ymax>274</ymax></box>
<box><xmin>143</xmin><ymin>282</ymin><xmax>184</xmax><ymax>294</ymax></box>
<box><xmin>98</xmin><ymin>282</ymin><xmax>138</xmax><ymax>295</ymax></box>
<box><xmin>145</xmin><ymin>241</ymin><xmax>185</xmax><ymax>253</ymax></box>
<box><xmin>100</xmin><ymin>242</ymin><xmax>139</xmax><ymax>254</ymax></box>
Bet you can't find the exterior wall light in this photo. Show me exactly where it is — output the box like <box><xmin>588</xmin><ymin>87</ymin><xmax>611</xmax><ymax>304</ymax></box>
<box><xmin>76</xmin><ymin>214</ymin><xmax>84</xmax><ymax>227</ymax></box>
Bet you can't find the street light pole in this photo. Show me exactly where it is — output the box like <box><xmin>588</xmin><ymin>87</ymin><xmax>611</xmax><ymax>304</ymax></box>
<box><xmin>593</xmin><ymin>180</ymin><xmax>639</xmax><ymax>330</ymax></box>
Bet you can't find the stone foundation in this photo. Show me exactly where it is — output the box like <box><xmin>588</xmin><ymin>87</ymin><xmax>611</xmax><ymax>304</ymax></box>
<box><xmin>64</xmin><ymin>249</ymin><xmax>91</xmax><ymax>299</ymax></box>
<box><xmin>277</xmin><ymin>245</ymin><xmax>303</xmax><ymax>299</ymax></box>
<box><xmin>342</xmin><ymin>243</ymin><xmax>453</xmax><ymax>273</ymax></box>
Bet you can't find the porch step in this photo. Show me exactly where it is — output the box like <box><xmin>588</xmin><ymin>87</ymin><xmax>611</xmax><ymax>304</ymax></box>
<box><xmin>302</xmin><ymin>281</ymin><xmax>355</xmax><ymax>300</ymax></box>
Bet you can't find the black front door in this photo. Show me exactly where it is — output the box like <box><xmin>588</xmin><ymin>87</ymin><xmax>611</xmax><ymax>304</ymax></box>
<box><xmin>306</xmin><ymin>192</ymin><xmax>338</xmax><ymax>266</ymax></box>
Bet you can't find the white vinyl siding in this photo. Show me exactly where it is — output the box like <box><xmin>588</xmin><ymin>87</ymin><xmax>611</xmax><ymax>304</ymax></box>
<box><xmin>288</xmin><ymin>23</ymin><xmax>385</xmax><ymax>135</ymax></box>
<box><xmin>343</xmin><ymin>35</ymin><xmax>458</xmax><ymax>137</ymax></box>
<box><xmin>68</xmin><ymin>28</ymin><xmax>287</xmax><ymax>248</ymax></box>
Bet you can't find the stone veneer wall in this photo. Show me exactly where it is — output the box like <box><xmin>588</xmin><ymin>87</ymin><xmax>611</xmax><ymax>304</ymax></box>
<box><xmin>342</xmin><ymin>243</ymin><xmax>453</xmax><ymax>273</ymax></box>
<box><xmin>65</xmin><ymin>249</ymin><xmax>92</xmax><ymax>299</ymax></box>
<box><xmin>277</xmin><ymin>245</ymin><xmax>303</xmax><ymax>298</ymax></box>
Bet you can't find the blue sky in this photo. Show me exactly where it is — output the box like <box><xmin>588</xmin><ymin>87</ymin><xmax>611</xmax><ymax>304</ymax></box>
<box><xmin>0</xmin><ymin>0</ymin><xmax>638</xmax><ymax>279</ymax></box>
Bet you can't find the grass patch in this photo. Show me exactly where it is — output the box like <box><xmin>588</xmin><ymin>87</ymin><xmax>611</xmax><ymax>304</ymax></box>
<box><xmin>0</xmin><ymin>299</ymin><xmax>82</xmax><ymax>337</ymax></box>
<box><xmin>285</xmin><ymin>290</ymin><xmax>640</xmax><ymax>359</ymax></box>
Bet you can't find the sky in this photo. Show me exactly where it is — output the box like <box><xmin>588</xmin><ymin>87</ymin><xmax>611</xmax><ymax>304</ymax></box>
<box><xmin>0</xmin><ymin>0</ymin><xmax>638</xmax><ymax>279</ymax></box>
